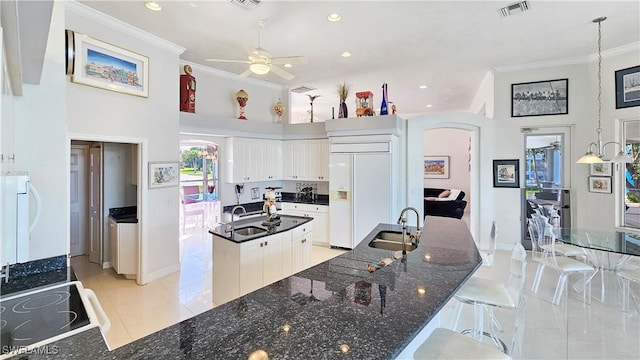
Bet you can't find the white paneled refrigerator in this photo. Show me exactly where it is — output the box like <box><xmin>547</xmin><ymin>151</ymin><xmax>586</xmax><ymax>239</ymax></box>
<box><xmin>2</xmin><ymin>171</ymin><xmax>42</xmax><ymax>264</ymax></box>
<box><xmin>329</xmin><ymin>142</ymin><xmax>393</xmax><ymax>249</ymax></box>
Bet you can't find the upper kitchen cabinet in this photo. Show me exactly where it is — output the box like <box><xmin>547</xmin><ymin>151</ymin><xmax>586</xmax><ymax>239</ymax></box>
<box><xmin>283</xmin><ymin>140</ymin><xmax>308</xmax><ymax>180</ymax></box>
<box><xmin>307</xmin><ymin>139</ymin><xmax>329</xmax><ymax>181</ymax></box>
<box><xmin>226</xmin><ymin>137</ymin><xmax>282</xmax><ymax>183</ymax></box>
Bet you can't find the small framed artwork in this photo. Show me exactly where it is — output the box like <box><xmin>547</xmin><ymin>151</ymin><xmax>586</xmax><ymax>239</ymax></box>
<box><xmin>493</xmin><ymin>159</ymin><xmax>520</xmax><ymax>188</ymax></box>
<box><xmin>590</xmin><ymin>162</ymin><xmax>612</xmax><ymax>176</ymax></box>
<box><xmin>149</xmin><ymin>162</ymin><xmax>179</xmax><ymax>189</ymax></box>
<box><xmin>511</xmin><ymin>78</ymin><xmax>568</xmax><ymax>117</ymax></box>
<box><xmin>615</xmin><ymin>65</ymin><xmax>640</xmax><ymax>109</ymax></box>
<box><xmin>589</xmin><ymin>177</ymin><xmax>612</xmax><ymax>194</ymax></box>
<box><xmin>424</xmin><ymin>156</ymin><xmax>450</xmax><ymax>179</ymax></box>
<box><xmin>71</xmin><ymin>31</ymin><xmax>149</xmax><ymax>97</ymax></box>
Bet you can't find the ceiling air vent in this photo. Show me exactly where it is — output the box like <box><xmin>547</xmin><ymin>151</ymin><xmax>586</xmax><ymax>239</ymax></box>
<box><xmin>291</xmin><ymin>86</ymin><xmax>316</xmax><ymax>94</ymax></box>
<box><xmin>230</xmin><ymin>0</ymin><xmax>261</xmax><ymax>11</ymax></box>
<box><xmin>499</xmin><ymin>0</ymin><xmax>530</xmax><ymax>17</ymax></box>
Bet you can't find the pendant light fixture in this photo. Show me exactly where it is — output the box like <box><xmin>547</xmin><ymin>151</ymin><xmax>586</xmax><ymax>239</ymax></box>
<box><xmin>577</xmin><ymin>17</ymin><xmax>632</xmax><ymax>164</ymax></box>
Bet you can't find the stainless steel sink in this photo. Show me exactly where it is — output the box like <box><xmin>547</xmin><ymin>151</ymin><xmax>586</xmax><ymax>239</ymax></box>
<box><xmin>234</xmin><ymin>226</ymin><xmax>267</xmax><ymax>236</ymax></box>
<box><xmin>368</xmin><ymin>231</ymin><xmax>417</xmax><ymax>252</ymax></box>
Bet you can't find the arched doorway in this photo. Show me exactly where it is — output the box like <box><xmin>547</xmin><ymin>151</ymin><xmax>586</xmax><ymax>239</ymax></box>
<box><xmin>179</xmin><ymin>140</ymin><xmax>220</xmax><ymax>231</ymax></box>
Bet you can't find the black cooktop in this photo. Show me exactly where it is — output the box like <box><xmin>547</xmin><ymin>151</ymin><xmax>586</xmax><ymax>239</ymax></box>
<box><xmin>0</xmin><ymin>283</ymin><xmax>91</xmax><ymax>355</ymax></box>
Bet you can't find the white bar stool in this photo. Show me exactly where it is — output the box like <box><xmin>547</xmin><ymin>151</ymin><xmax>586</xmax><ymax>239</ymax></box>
<box><xmin>413</xmin><ymin>328</ymin><xmax>511</xmax><ymax>360</ymax></box>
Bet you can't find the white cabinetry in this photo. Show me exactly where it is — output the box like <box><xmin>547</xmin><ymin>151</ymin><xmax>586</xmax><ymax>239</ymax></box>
<box><xmin>226</xmin><ymin>137</ymin><xmax>282</xmax><ymax>183</ymax></box>
<box><xmin>281</xmin><ymin>203</ymin><xmax>328</xmax><ymax>246</ymax></box>
<box><xmin>239</xmin><ymin>232</ymin><xmax>283</xmax><ymax>295</ymax></box>
<box><xmin>290</xmin><ymin>222</ymin><xmax>313</xmax><ymax>274</ymax></box>
<box><xmin>283</xmin><ymin>140</ymin><xmax>308</xmax><ymax>180</ymax></box>
<box><xmin>308</xmin><ymin>139</ymin><xmax>329</xmax><ymax>181</ymax></box>
<box><xmin>108</xmin><ymin>217</ymin><xmax>138</xmax><ymax>279</ymax></box>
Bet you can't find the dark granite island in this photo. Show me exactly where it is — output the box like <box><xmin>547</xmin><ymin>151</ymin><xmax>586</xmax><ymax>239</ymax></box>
<box><xmin>16</xmin><ymin>216</ymin><xmax>481</xmax><ymax>359</ymax></box>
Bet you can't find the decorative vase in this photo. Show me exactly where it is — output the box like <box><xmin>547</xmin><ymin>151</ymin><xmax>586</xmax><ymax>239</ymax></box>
<box><xmin>235</xmin><ymin>89</ymin><xmax>248</xmax><ymax>120</ymax></box>
<box><xmin>380</xmin><ymin>83</ymin><xmax>388</xmax><ymax>115</ymax></box>
<box><xmin>273</xmin><ymin>98</ymin><xmax>285</xmax><ymax>124</ymax></box>
<box><xmin>338</xmin><ymin>101</ymin><xmax>348</xmax><ymax>118</ymax></box>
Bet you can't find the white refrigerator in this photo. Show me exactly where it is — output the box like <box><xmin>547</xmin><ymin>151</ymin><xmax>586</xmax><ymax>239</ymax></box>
<box><xmin>2</xmin><ymin>171</ymin><xmax>41</xmax><ymax>264</ymax></box>
<box><xmin>329</xmin><ymin>146</ymin><xmax>392</xmax><ymax>249</ymax></box>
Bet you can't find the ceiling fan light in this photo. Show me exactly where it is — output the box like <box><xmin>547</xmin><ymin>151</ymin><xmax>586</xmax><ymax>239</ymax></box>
<box><xmin>145</xmin><ymin>2</ymin><xmax>162</xmax><ymax>11</ymax></box>
<box><xmin>327</xmin><ymin>13</ymin><xmax>341</xmax><ymax>22</ymax></box>
<box><xmin>577</xmin><ymin>152</ymin><xmax>604</xmax><ymax>164</ymax></box>
<box><xmin>283</xmin><ymin>63</ymin><xmax>292</xmax><ymax>68</ymax></box>
<box><xmin>249</xmin><ymin>63</ymin><xmax>270</xmax><ymax>75</ymax></box>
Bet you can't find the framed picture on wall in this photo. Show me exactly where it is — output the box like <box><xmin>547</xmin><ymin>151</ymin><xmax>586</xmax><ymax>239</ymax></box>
<box><xmin>149</xmin><ymin>162</ymin><xmax>179</xmax><ymax>189</ymax></box>
<box><xmin>71</xmin><ymin>31</ymin><xmax>149</xmax><ymax>97</ymax></box>
<box><xmin>590</xmin><ymin>162</ymin><xmax>612</xmax><ymax>176</ymax></box>
<box><xmin>424</xmin><ymin>156</ymin><xmax>450</xmax><ymax>179</ymax></box>
<box><xmin>588</xmin><ymin>176</ymin><xmax>612</xmax><ymax>194</ymax></box>
<box><xmin>493</xmin><ymin>159</ymin><xmax>520</xmax><ymax>188</ymax></box>
<box><xmin>615</xmin><ymin>65</ymin><xmax>640</xmax><ymax>109</ymax></box>
<box><xmin>511</xmin><ymin>78</ymin><xmax>568</xmax><ymax>117</ymax></box>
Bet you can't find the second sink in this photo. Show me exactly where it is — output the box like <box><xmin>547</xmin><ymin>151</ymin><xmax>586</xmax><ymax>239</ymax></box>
<box><xmin>234</xmin><ymin>226</ymin><xmax>267</xmax><ymax>236</ymax></box>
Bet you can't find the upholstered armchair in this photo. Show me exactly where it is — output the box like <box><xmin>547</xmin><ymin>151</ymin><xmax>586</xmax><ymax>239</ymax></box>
<box><xmin>423</xmin><ymin>188</ymin><xmax>467</xmax><ymax>219</ymax></box>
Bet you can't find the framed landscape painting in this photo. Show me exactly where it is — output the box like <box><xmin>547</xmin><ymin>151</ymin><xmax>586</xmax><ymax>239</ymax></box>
<box><xmin>615</xmin><ymin>65</ymin><xmax>640</xmax><ymax>109</ymax></box>
<box><xmin>72</xmin><ymin>32</ymin><xmax>149</xmax><ymax>97</ymax></box>
<box><xmin>511</xmin><ymin>79</ymin><xmax>568</xmax><ymax>117</ymax></box>
<box><xmin>493</xmin><ymin>159</ymin><xmax>520</xmax><ymax>188</ymax></box>
<box><xmin>424</xmin><ymin>156</ymin><xmax>449</xmax><ymax>179</ymax></box>
<box><xmin>149</xmin><ymin>162</ymin><xmax>179</xmax><ymax>189</ymax></box>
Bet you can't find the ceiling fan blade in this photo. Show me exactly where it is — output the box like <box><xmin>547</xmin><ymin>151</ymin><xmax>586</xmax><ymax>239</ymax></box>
<box><xmin>205</xmin><ymin>58</ymin><xmax>250</xmax><ymax>64</ymax></box>
<box><xmin>269</xmin><ymin>65</ymin><xmax>294</xmax><ymax>80</ymax></box>
<box><xmin>270</xmin><ymin>56</ymin><xmax>307</xmax><ymax>65</ymax></box>
<box><xmin>238</xmin><ymin>68</ymin><xmax>253</xmax><ymax>78</ymax></box>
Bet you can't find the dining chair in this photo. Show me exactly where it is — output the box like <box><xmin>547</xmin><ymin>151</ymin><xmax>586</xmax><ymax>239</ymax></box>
<box><xmin>531</xmin><ymin>214</ymin><xmax>586</xmax><ymax>259</ymax></box>
<box><xmin>615</xmin><ymin>257</ymin><xmax>640</xmax><ymax>313</ymax></box>
<box><xmin>529</xmin><ymin>221</ymin><xmax>594</xmax><ymax>306</ymax></box>
<box><xmin>413</xmin><ymin>328</ymin><xmax>511</xmax><ymax>360</ymax></box>
<box><xmin>181</xmin><ymin>186</ymin><xmax>205</xmax><ymax>230</ymax></box>
<box><xmin>449</xmin><ymin>243</ymin><xmax>527</xmax><ymax>354</ymax></box>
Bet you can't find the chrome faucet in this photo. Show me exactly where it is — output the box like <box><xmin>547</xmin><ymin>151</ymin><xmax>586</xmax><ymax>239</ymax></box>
<box><xmin>226</xmin><ymin>205</ymin><xmax>247</xmax><ymax>233</ymax></box>
<box><xmin>396</xmin><ymin>207</ymin><xmax>422</xmax><ymax>256</ymax></box>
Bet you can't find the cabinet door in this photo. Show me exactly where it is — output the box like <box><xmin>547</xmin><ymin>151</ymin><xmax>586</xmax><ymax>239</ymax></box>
<box><xmin>108</xmin><ymin>218</ymin><xmax>118</xmax><ymax>272</ymax></box>
<box><xmin>245</xmin><ymin>139</ymin><xmax>263</xmax><ymax>182</ymax></box>
<box><xmin>311</xmin><ymin>212</ymin><xmax>328</xmax><ymax>245</ymax></box>
<box><xmin>226</xmin><ymin>138</ymin><xmax>248</xmax><ymax>183</ymax></box>
<box><xmin>266</xmin><ymin>140</ymin><xmax>283</xmax><ymax>180</ymax></box>
<box><xmin>320</xmin><ymin>139</ymin><xmax>329</xmax><ymax>180</ymax></box>
<box><xmin>308</xmin><ymin>139</ymin><xmax>329</xmax><ymax>181</ymax></box>
<box><xmin>291</xmin><ymin>234</ymin><xmax>304</xmax><ymax>274</ymax></box>
<box><xmin>239</xmin><ymin>239</ymin><xmax>264</xmax><ymax>295</ymax></box>
<box><xmin>301</xmin><ymin>233</ymin><xmax>312</xmax><ymax>270</ymax></box>
<box><xmin>262</xmin><ymin>233</ymin><xmax>283</xmax><ymax>286</ymax></box>
<box><xmin>283</xmin><ymin>140</ymin><xmax>308</xmax><ymax>180</ymax></box>
<box><xmin>282</xmin><ymin>232</ymin><xmax>293</xmax><ymax>277</ymax></box>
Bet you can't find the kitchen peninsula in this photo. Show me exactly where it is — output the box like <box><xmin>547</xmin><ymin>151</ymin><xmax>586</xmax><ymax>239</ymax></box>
<box><xmin>16</xmin><ymin>216</ymin><xmax>481</xmax><ymax>359</ymax></box>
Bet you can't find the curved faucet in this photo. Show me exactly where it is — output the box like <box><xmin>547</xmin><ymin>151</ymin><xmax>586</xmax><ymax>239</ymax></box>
<box><xmin>226</xmin><ymin>205</ymin><xmax>247</xmax><ymax>233</ymax></box>
<box><xmin>396</xmin><ymin>207</ymin><xmax>422</xmax><ymax>256</ymax></box>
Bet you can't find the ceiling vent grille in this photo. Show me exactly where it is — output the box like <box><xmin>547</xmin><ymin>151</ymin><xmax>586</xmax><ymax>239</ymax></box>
<box><xmin>230</xmin><ymin>0</ymin><xmax>261</xmax><ymax>11</ymax></box>
<box><xmin>291</xmin><ymin>86</ymin><xmax>316</xmax><ymax>94</ymax></box>
<box><xmin>499</xmin><ymin>1</ymin><xmax>530</xmax><ymax>17</ymax></box>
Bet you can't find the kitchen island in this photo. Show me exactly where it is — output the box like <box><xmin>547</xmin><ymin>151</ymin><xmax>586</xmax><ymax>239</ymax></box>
<box><xmin>17</xmin><ymin>216</ymin><xmax>481</xmax><ymax>359</ymax></box>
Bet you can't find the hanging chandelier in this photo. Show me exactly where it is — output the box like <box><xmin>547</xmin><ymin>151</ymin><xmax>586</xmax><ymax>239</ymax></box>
<box><xmin>577</xmin><ymin>17</ymin><xmax>632</xmax><ymax>164</ymax></box>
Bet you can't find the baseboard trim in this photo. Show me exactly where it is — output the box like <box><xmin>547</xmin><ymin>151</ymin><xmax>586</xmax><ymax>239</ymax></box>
<box><xmin>142</xmin><ymin>263</ymin><xmax>180</xmax><ymax>284</ymax></box>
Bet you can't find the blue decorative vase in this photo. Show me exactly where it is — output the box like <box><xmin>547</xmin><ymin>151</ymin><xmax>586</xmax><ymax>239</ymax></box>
<box><xmin>380</xmin><ymin>83</ymin><xmax>388</xmax><ymax>115</ymax></box>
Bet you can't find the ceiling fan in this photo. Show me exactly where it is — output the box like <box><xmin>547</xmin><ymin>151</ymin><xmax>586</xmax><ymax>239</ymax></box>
<box><xmin>206</xmin><ymin>20</ymin><xmax>307</xmax><ymax>80</ymax></box>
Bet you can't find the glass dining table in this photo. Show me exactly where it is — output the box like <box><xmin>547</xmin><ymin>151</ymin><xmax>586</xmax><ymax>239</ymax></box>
<box><xmin>554</xmin><ymin>228</ymin><xmax>640</xmax><ymax>305</ymax></box>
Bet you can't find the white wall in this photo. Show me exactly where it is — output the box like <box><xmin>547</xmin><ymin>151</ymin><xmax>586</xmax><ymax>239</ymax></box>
<box><xmin>65</xmin><ymin>3</ymin><xmax>184</xmax><ymax>283</ymax></box>
<box><xmin>423</xmin><ymin>128</ymin><xmax>472</xmax><ymax>211</ymax></box>
<box><xmin>13</xmin><ymin>1</ymin><xmax>67</xmax><ymax>260</ymax></box>
<box><xmin>184</xmin><ymin>63</ymin><xmax>288</xmax><ymax>124</ymax></box>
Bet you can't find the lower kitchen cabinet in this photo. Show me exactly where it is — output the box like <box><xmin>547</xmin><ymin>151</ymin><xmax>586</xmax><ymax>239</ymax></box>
<box><xmin>108</xmin><ymin>217</ymin><xmax>138</xmax><ymax>279</ymax></box>
<box><xmin>281</xmin><ymin>203</ymin><xmax>328</xmax><ymax>246</ymax></box>
<box><xmin>239</xmin><ymin>233</ymin><xmax>283</xmax><ymax>295</ymax></box>
<box><xmin>291</xmin><ymin>222</ymin><xmax>313</xmax><ymax>274</ymax></box>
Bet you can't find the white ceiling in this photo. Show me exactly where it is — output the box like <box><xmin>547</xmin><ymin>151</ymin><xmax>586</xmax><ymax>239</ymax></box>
<box><xmin>78</xmin><ymin>0</ymin><xmax>640</xmax><ymax>121</ymax></box>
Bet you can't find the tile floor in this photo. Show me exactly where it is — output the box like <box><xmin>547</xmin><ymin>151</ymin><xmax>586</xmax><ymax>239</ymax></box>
<box><xmin>71</xmin><ymin>228</ymin><xmax>640</xmax><ymax>358</ymax></box>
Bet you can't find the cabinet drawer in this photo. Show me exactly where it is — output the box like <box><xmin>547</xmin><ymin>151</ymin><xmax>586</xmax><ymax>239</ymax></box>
<box><xmin>292</xmin><ymin>221</ymin><xmax>313</xmax><ymax>239</ymax></box>
<box><xmin>282</xmin><ymin>202</ymin><xmax>329</xmax><ymax>214</ymax></box>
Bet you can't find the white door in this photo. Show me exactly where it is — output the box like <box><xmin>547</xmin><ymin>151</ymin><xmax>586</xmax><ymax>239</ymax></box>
<box><xmin>354</xmin><ymin>153</ymin><xmax>392</xmax><ymax>246</ymax></box>
<box><xmin>70</xmin><ymin>146</ymin><xmax>88</xmax><ymax>256</ymax></box>
<box><xmin>88</xmin><ymin>146</ymin><xmax>102</xmax><ymax>264</ymax></box>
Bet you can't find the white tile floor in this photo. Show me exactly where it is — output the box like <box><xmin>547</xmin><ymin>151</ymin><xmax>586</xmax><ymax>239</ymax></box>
<box><xmin>71</xmin><ymin>228</ymin><xmax>640</xmax><ymax>358</ymax></box>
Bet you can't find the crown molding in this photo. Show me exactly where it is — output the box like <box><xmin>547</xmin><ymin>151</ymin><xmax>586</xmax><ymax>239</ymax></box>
<box><xmin>65</xmin><ymin>0</ymin><xmax>185</xmax><ymax>55</ymax></box>
<box><xmin>494</xmin><ymin>42</ymin><xmax>640</xmax><ymax>72</ymax></box>
<box><xmin>183</xmin><ymin>61</ymin><xmax>284</xmax><ymax>91</ymax></box>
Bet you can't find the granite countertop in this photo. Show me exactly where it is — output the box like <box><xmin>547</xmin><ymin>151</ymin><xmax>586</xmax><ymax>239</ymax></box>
<box><xmin>20</xmin><ymin>216</ymin><xmax>481</xmax><ymax>359</ymax></box>
<box><xmin>1</xmin><ymin>255</ymin><xmax>73</xmax><ymax>297</ymax></box>
<box><xmin>209</xmin><ymin>214</ymin><xmax>313</xmax><ymax>243</ymax></box>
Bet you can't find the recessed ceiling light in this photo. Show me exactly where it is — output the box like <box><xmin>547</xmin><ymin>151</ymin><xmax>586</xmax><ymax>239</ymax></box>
<box><xmin>283</xmin><ymin>63</ymin><xmax>292</xmax><ymax>68</ymax></box>
<box><xmin>419</xmin><ymin>85</ymin><xmax>427</xmax><ymax>89</ymax></box>
<box><xmin>341</xmin><ymin>51</ymin><xmax>351</xmax><ymax>58</ymax></box>
<box><xmin>327</xmin><ymin>13</ymin><xmax>341</xmax><ymax>22</ymax></box>
<box><xmin>426</xmin><ymin>104</ymin><xmax>433</xmax><ymax>108</ymax></box>
<box><xmin>145</xmin><ymin>2</ymin><xmax>162</xmax><ymax>11</ymax></box>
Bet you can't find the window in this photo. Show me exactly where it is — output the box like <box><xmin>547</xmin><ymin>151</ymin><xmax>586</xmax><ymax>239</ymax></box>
<box><xmin>622</xmin><ymin>120</ymin><xmax>640</xmax><ymax>229</ymax></box>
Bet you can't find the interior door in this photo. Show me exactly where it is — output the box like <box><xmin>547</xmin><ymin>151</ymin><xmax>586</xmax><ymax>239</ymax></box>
<box><xmin>69</xmin><ymin>146</ymin><xmax>88</xmax><ymax>257</ymax></box>
<box><xmin>88</xmin><ymin>146</ymin><xmax>102</xmax><ymax>264</ymax></box>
